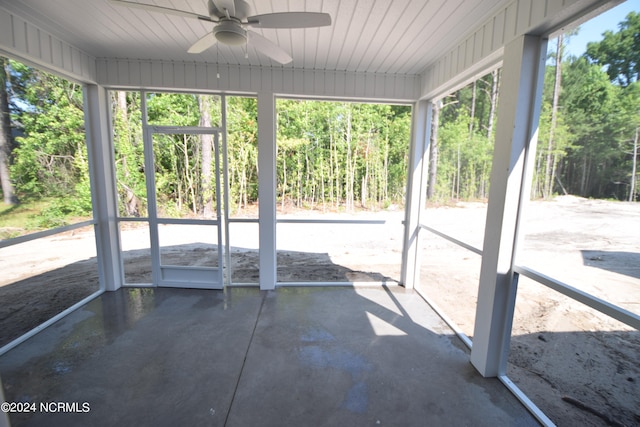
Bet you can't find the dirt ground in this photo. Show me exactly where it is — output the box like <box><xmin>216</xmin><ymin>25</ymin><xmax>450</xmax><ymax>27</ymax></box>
<box><xmin>1</xmin><ymin>196</ymin><xmax>638</xmax><ymax>426</ymax></box>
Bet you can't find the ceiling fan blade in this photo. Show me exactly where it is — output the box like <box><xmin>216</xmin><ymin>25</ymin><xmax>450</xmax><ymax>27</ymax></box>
<box><xmin>247</xmin><ymin>12</ymin><xmax>331</xmax><ymax>29</ymax></box>
<box><xmin>211</xmin><ymin>0</ymin><xmax>236</xmax><ymax>17</ymax></box>
<box><xmin>109</xmin><ymin>0</ymin><xmax>215</xmax><ymax>22</ymax></box>
<box><xmin>188</xmin><ymin>33</ymin><xmax>217</xmax><ymax>54</ymax></box>
<box><xmin>247</xmin><ymin>31</ymin><xmax>292</xmax><ymax>64</ymax></box>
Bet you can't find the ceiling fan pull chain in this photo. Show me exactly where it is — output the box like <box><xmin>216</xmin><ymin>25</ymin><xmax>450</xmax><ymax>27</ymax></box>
<box><xmin>216</xmin><ymin>47</ymin><xmax>220</xmax><ymax>79</ymax></box>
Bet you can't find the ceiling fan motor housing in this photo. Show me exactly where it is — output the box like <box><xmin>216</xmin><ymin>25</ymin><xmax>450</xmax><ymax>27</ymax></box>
<box><xmin>214</xmin><ymin>19</ymin><xmax>247</xmax><ymax>46</ymax></box>
<box><xmin>109</xmin><ymin>0</ymin><xmax>331</xmax><ymax>62</ymax></box>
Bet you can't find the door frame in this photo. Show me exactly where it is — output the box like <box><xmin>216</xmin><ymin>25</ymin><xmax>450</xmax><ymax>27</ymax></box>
<box><xmin>144</xmin><ymin>125</ymin><xmax>225</xmax><ymax>289</ymax></box>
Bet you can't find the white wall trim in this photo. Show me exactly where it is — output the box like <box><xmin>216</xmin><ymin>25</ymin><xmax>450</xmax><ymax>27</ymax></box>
<box><xmin>419</xmin><ymin>0</ymin><xmax>623</xmax><ymax>100</ymax></box>
<box><xmin>0</xmin><ymin>5</ymin><xmax>96</xmax><ymax>83</ymax></box>
<box><xmin>95</xmin><ymin>58</ymin><xmax>421</xmax><ymax>102</ymax></box>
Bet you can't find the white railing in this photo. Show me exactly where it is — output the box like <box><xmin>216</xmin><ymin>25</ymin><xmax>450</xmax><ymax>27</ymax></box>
<box><xmin>418</xmin><ymin>221</ymin><xmax>639</xmax><ymax>427</ymax></box>
<box><xmin>0</xmin><ymin>219</ymin><xmax>95</xmax><ymax>249</ymax></box>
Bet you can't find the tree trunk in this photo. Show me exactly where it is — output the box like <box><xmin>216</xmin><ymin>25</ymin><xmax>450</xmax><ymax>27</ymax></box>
<box><xmin>0</xmin><ymin>58</ymin><xmax>18</xmax><ymax>205</ymax></box>
<box><xmin>469</xmin><ymin>80</ymin><xmax>477</xmax><ymax>136</ymax></box>
<box><xmin>183</xmin><ymin>135</ymin><xmax>198</xmax><ymax>214</ymax></box>
<box><xmin>282</xmin><ymin>146</ymin><xmax>289</xmax><ymax>210</ymax></box>
<box><xmin>456</xmin><ymin>143</ymin><xmax>461</xmax><ymax>200</ymax></box>
<box><xmin>362</xmin><ymin>129</ymin><xmax>372</xmax><ymax>208</ymax></box>
<box><xmin>198</xmin><ymin>95</ymin><xmax>214</xmax><ymax>217</ymax></box>
<box><xmin>544</xmin><ymin>34</ymin><xmax>563</xmax><ymax>199</ymax></box>
<box><xmin>117</xmin><ymin>90</ymin><xmax>128</xmax><ymax>122</ymax></box>
<box><xmin>305</xmin><ymin>146</ymin><xmax>313</xmax><ymax>208</ymax></box>
<box><xmin>296</xmin><ymin>149</ymin><xmax>302</xmax><ymax>207</ymax></box>
<box><xmin>345</xmin><ymin>106</ymin><xmax>353</xmax><ymax>211</ymax></box>
<box><xmin>487</xmin><ymin>69</ymin><xmax>499</xmax><ymax>142</ymax></box>
<box><xmin>630</xmin><ymin>127</ymin><xmax>638</xmax><ymax>202</ymax></box>
<box><xmin>427</xmin><ymin>100</ymin><xmax>440</xmax><ymax>199</ymax></box>
<box><xmin>580</xmin><ymin>154</ymin><xmax>589</xmax><ymax>196</ymax></box>
<box><xmin>383</xmin><ymin>132</ymin><xmax>389</xmax><ymax>202</ymax></box>
<box><xmin>320</xmin><ymin>145</ymin><xmax>326</xmax><ymax>211</ymax></box>
<box><xmin>115</xmin><ymin>91</ymin><xmax>139</xmax><ymax>216</ymax></box>
<box><xmin>328</xmin><ymin>129</ymin><xmax>335</xmax><ymax>207</ymax></box>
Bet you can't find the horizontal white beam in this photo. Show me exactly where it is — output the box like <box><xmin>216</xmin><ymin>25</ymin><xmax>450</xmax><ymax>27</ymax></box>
<box><xmin>277</xmin><ymin>219</ymin><xmax>386</xmax><ymax>225</ymax></box>
<box><xmin>420</xmin><ymin>224</ymin><xmax>483</xmax><ymax>256</ymax></box>
<box><xmin>95</xmin><ymin>58</ymin><xmax>420</xmax><ymax>102</ymax></box>
<box><xmin>0</xmin><ymin>220</ymin><xmax>95</xmax><ymax>249</ymax></box>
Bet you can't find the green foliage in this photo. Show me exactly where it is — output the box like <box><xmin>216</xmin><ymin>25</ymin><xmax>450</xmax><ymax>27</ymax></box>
<box><xmin>10</xmin><ymin>69</ymin><xmax>86</xmax><ymax>198</ymax></box>
<box><xmin>431</xmin><ymin>71</ymin><xmax>498</xmax><ymax>203</ymax></box>
<box><xmin>112</xmin><ymin>91</ymin><xmax>146</xmax><ymax>217</ymax></box>
<box><xmin>227</xmin><ymin>96</ymin><xmax>258</xmax><ymax>213</ymax></box>
<box><xmin>429</xmin><ymin>16</ymin><xmax>639</xmax><ymax>203</ymax></box>
<box><xmin>27</xmin><ymin>199</ymin><xmax>72</xmax><ymax>229</ymax></box>
<box><xmin>531</xmin><ymin>100</ymin><xmax>572</xmax><ymax>198</ymax></box>
<box><xmin>0</xmin><ymin>199</ymin><xmax>50</xmax><ymax>238</ymax></box>
<box><xmin>2</xmin><ymin>58</ymin><xmax>93</xmax><ymax>231</ymax></box>
<box><xmin>111</xmin><ymin>93</ymin><xmax>411</xmax><ymax>216</ymax></box>
<box><xmin>5</xmin><ymin>7</ymin><xmax>638</xmax><ymax>224</ymax></box>
<box><xmin>146</xmin><ymin>92</ymin><xmax>219</xmax><ymax>126</ymax></box>
<box><xmin>557</xmin><ymin>52</ymin><xmax>638</xmax><ymax>198</ymax></box>
<box><xmin>586</xmin><ymin>11</ymin><xmax>640</xmax><ymax>87</ymax></box>
<box><xmin>578</xmin><ymin>12</ymin><xmax>640</xmax><ymax>200</ymax></box>
<box><xmin>434</xmin><ymin>111</ymin><xmax>492</xmax><ymax>201</ymax></box>
<box><xmin>276</xmin><ymin>100</ymin><xmax>410</xmax><ymax>210</ymax></box>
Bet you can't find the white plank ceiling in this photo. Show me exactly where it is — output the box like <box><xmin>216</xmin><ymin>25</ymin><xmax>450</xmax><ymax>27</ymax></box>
<box><xmin>0</xmin><ymin>0</ymin><xmax>510</xmax><ymax>76</ymax></box>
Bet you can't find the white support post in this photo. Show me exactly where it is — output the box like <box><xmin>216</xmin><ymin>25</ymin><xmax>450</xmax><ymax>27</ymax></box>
<box><xmin>257</xmin><ymin>92</ymin><xmax>277</xmax><ymax>290</ymax></box>
<box><xmin>470</xmin><ymin>35</ymin><xmax>547</xmax><ymax>377</ymax></box>
<box><xmin>84</xmin><ymin>84</ymin><xmax>123</xmax><ymax>292</ymax></box>
<box><xmin>401</xmin><ymin>100</ymin><xmax>432</xmax><ymax>289</ymax></box>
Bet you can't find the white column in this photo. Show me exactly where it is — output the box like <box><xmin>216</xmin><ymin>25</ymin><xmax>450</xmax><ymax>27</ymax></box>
<box><xmin>470</xmin><ymin>35</ymin><xmax>547</xmax><ymax>377</ymax></box>
<box><xmin>84</xmin><ymin>84</ymin><xmax>123</xmax><ymax>292</ymax></box>
<box><xmin>257</xmin><ymin>92</ymin><xmax>277</xmax><ymax>290</ymax></box>
<box><xmin>401</xmin><ymin>100</ymin><xmax>431</xmax><ymax>289</ymax></box>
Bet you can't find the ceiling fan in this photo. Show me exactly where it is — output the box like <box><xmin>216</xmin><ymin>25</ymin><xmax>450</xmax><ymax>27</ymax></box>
<box><xmin>109</xmin><ymin>0</ymin><xmax>331</xmax><ymax>64</ymax></box>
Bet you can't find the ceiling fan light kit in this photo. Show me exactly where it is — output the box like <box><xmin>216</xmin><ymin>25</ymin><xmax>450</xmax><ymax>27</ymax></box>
<box><xmin>109</xmin><ymin>0</ymin><xmax>332</xmax><ymax>64</ymax></box>
<box><xmin>213</xmin><ymin>20</ymin><xmax>246</xmax><ymax>46</ymax></box>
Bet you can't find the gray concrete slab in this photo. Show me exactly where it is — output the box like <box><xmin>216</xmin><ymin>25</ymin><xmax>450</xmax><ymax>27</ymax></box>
<box><xmin>0</xmin><ymin>288</ymin><xmax>263</xmax><ymax>427</ymax></box>
<box><xmin>0</xmin><ymin>286</ymin><xmax>538</xmax><ymax>427</ymax></box>
<box><xmin>228</xmin><ymin>287</ymin><xmax>538</xmax><ymax>427</ymax></box>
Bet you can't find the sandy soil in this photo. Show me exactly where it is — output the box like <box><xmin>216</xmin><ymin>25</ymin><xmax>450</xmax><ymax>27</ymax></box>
<box><xmin>1</xmin><ymin>196</ymin><xmax>638</xmax><ymax>426</ymax></box>
<box><xmin>420</xmin><ymin>196</ymin><xmax>640</xmax><ymax>427</ymax></box>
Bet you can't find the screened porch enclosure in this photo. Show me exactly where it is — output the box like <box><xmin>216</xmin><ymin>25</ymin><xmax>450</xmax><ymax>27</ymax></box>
<box><xmin>111</xmin><ymin>91</ymin><xmax>407</xmax><ymax>289</ymax></box>
<box><xmin>1</xmin><ymin>1</ymin><xmax>638</xmax><ymax>426</ymax></box>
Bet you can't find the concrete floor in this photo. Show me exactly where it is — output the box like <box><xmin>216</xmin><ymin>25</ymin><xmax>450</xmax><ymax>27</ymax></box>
<box><xmin>0</xmin><ymin>286</ymin><xmax>538</xmax><ymax>427</ymax></box>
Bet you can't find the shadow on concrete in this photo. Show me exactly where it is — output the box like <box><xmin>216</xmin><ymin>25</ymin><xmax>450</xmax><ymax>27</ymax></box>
<box><xmin>2</xmin><ymin>249</ymin><xmax>639</xmax><ymax>426</ymax></box>
<box><xmin>0</xmin><ymin>285</ymin><xmax>537</xmax><ymax>427</ymax></box>
<box><xmin>121</xmin><ymin>244</ymin><xmax>397</xmax><ymax>284</ymax></box>
<box><xmin>0</xmin><ymin>244</ymin><xmax>396</xmax><ymax>348</ymax></box>
<box><xmin>580</xmin><ymin>250</ymin><xmax>640</xmax><ymax>280</ymax></box>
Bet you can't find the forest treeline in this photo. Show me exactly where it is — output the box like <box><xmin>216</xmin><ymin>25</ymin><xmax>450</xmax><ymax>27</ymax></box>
<box><xmin>0</xmin><ymin>11</ymin><xmax>638</xmax><ymax>231</ymax></box>
<box><xmin>110</xmin><ymin>92</ymin><xmax>411</xmax><ymax>218</ymax></box>
<box><xmin>0</xmin><ymin>68</ymin><xmax>412</xmax><ymax>223</ymax></box>
<box><xmin>433</xmin><ymin>12</ymin><xmax>639</xmax><ymax>202</ymax></box>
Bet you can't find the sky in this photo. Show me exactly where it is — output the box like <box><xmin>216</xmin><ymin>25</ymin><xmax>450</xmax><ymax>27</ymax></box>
<box><xmin>562</xmin><ymin>0</ymin><xmax>639</xmax><ymax>58</ymax></box>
